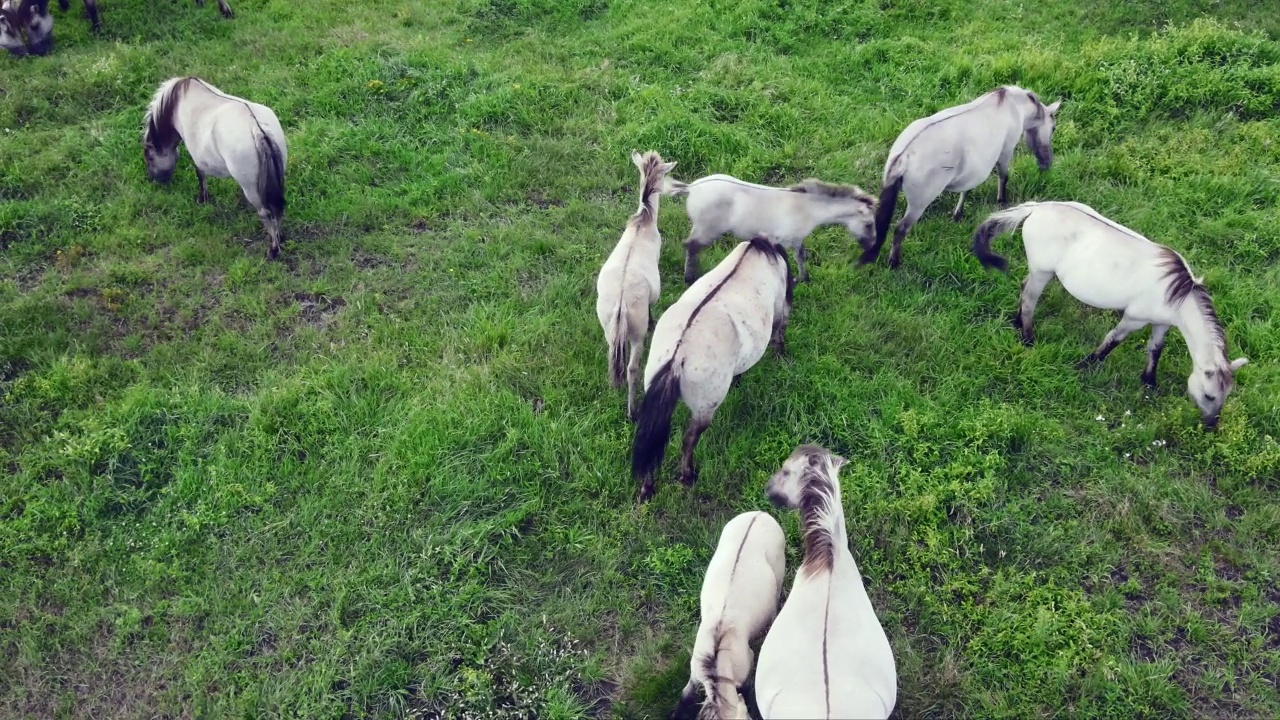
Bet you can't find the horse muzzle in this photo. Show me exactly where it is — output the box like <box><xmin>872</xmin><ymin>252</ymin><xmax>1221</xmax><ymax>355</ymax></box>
<box><xmin>3</xmin><ymin>43</ymin><xmax>26</xmax><ymax>58</ymax></box>
<box><xmin>1202</xmin><ymin>414</ymin><xmax>1220</xmax><ymax>431</ymax></box>
<box><xmin>27</xmin><ymin>36</ymin><xmax>53</xmax><ymax>56</ymax></box>
<box><xmin>766</xmin><ymin>490</ymin><xmax>788</xmax><ymax>508</ymax></box>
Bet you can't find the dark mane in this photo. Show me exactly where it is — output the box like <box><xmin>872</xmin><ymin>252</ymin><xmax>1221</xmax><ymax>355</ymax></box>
<box><xmin>796</xmin><ymin>444</ymin><xmax>836</xmax><ymax>574</ymax></box>
<box><xmin>629</xmin><ymin>150</ymin><xmax>667</xmax><ymax>228</ymax></box>
<box><xmin>1159</xmin><ymin>247</ymin><xmax>1226</xmax><ymax>351</ymax></box>
<box><xmin>994</xmin><ymin>86</ymin><xmax>1008</xmax><ymax>105</ymax></box>
<box><xmin>143</xmin><ymin>77</ymin><xmax>194</xmax><ymax>150</ymax></box>
<box><xmin>788</xmin><ymin>179</ymin><xmax>875</xmax><ymax>208</ymax></box>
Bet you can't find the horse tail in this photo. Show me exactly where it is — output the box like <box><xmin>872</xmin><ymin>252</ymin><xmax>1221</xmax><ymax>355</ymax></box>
<box><xmin>607</xmin><ymin>306</ymin><xmax>627</xmax><ymax>388</ymax></box>
<box><xmin>867</xmin><ymin>173</ymin><xmax>903</xmax><ymax>263</ymax></box>
<box><xmin>255</xmin><ymin>131</ymin><xmax>286</xmax><ymax>220</ymax></box>
<box><xmin>631</xmin><ymin>358</ymin><xmax>681</xmax><ymax>486</ymax></box>
<box><xmin>663</xmin><ymin>177</ymin><xmax>689</xmax><ymax>197</ymax></box>
<box><xmin>972</xmin><ymin>203</ymin><xmax>1038</xmax><ymax>272</ymax></box>
<box><xmin>694</xmin><ymin>625</ymin><xmax>736</xmax><ymax>720</ymax></box>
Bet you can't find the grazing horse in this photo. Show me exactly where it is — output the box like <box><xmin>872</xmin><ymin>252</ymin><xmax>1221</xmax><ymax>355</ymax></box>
<box><xmin>672</xmin><ymin>511</ymin><xmax>786</xmax><ymax>720</ymax></box>
<box><xmin>596</xmin><ymin>150</ymin><xmax>678</xmax><ymax>420</ymax></box>
<box><xmin>756</xmin><ymin>445</ymin><xmax>897</xmax><ymax>720</ymax></box>
<box><xmin>972</xmin><ymin>201</ymin><xmax>1249</xmax><ymax>429</ymax></box>
<box><xmin>143</xmin><ymin>77</ymin><xmax>288</xmax><ymax>259</ymax></box>
<box><xmin>631</xmin><ymin>237</ymin><xmax>794</xmax><ymax>502</ymax></box>
<box><xmin>865</xmin><ymin>85</ymin><xmax>1062</xmax><ymax>269</ymax></box>
<box><xmin>1</xmin><ymin>0</ymin><xmax>55</xmax><ymax>56</ymax></box>
<box><xmin>663</xmin><ymin>174</ymin><xmax>876</xmax><ymax>284</ymax></box>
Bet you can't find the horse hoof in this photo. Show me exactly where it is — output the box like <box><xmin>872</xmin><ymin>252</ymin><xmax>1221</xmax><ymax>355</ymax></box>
<box><xmin>637</xmin><ymin>485</ymin><xmax>654</xmax><ymax>503</ymax></box>
<box><xmin>222</xmin><ymin>9</ymin><xmax>235</xmax><ymax>19</ymax></box>
<box><xmin>679</xmin><ymin>468</ymin><xmax>698</xmax><ymax>487</ymax></box>
<box><xmin>857</xmin><ymin>251</ymin><xmax>878</xmax><ymax>266</ymax></box>
<box><xmin>1141</xmin><ymin>375</ymin><xmax>1158</xmax><ymax>390</ymax></box>
<box><xmin>1075</xmin><ymin>356</ymin><xmax>1099</xmax><ymax>371</ymax></box>
<box><xmin>888</xmin><ymin>257</ymin><xmax>901</xmax><ymax>270</ymax></box>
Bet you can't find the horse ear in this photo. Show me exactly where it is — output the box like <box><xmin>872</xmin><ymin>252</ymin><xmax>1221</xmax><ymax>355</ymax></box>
<box><xmin>1047</xmin><ymin>100</ymin><xmax>1062</xmax><ymax>115</ymax></box>
<box><xmin>1230</xmin><ymin>357</ymin><xmax>1249</xmax><ymax>371</ymax></box>
<box><xmin>831</xmin><ymin>454</ymin><xmax>848</xmax><ymax>471</ymax></box>
<box><xmin>661</xmin><ymin>160</ymin><xmax>677</xmax><ymax>173</ymax></box>
<box><xmin>630</xmin><ymin>149</ymin><xmax>642</xmax><ymax>166</ymax></box>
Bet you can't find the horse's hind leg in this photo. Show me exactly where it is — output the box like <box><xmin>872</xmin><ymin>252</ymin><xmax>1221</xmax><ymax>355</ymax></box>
<box><xmin>213</xmin><ymin>0</ymin><xmax>235</xmax><ymax>18</ymax></box>
<box><xmin>1141</xmin><ymin>325</ymin><xmax>1170</xmax><ymax>388</ymax></box>
<box><xmin>951</xmin><ymin>192</ymin><xmax>966</xmax><ymax>222</ymax></box>
<box><xmin>796</xmin><ymin>243</ymin><xmax>809</xmax><ymax>283</ymax></box>
<box><xmin>1076</xmin><ymin>315</ymin><xmax>1146</xmax><ymax>370</ymax></box>
<box><xmin>888</xmin><ymin>201</ymin><xmax>925</xmax><ymax>270</ymax></box>
<box><xmin>677</xmin><ymin>416</ymin><xmax>710</xmax><ymax>487</ymax></box>
<box><xmin>82</xmin><ymin>0</ymin><xmax>100</xmax><ymax>31</ymax></box>
<box><xmin>1014</xmin><ymin>270</ymin><xmax>1052</xmax><ymax>346</ymax></box>
<box><xmin>626</xmin><ymin>335</ymin><xmax>644</xmax><ymax>422</ymax></box>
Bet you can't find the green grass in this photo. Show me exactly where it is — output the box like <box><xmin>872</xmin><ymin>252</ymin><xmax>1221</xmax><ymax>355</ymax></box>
<box><xmin>2</xmin><ymin>0</ymin><xmax>1280</xmax><ymax>717</ymax></box>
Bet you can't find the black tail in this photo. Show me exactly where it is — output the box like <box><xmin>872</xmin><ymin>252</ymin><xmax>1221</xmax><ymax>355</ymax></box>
<box><xmin>866</xmin><ymin>175</ymin><xmax>902</xmax><ymax>263</ymax></box>
<box><xmin>256</xmin><ymin>132</ymin><xmax>286</xmax><ymax>219</ymax></box>
<box><xmin>608</xmin><ymin>308</ymin><xmax>627</xmax><ymax>388</ymax></box>
<box><xmin>631</xmin><ymin>359</ymin><xmax>681</xmax><ymax>484</ymax></box>
<box><xmin>971</xmin><ymin>220</ymin><xmax>1009</xmax><ymax>272</ymax></box>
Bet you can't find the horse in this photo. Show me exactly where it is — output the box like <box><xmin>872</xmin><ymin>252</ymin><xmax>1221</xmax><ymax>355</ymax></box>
<box><xmin>662</xmin><ymin>174</ymin><xmax>876</xmax><ymax>284</ymax></box>
<box><xmin>672</xmin><ymin>510</ymin><xmax>786</xmax><ymax>720</ymax></box>
<box><xmin>1</xmin><ymin>0</ymin><xmax>56</xmax><ymax>56</ymax></box>
<box><xmin>756</xmin><ymin>445</ymin><xmax>897</xmax><ymax>720</ymax></box>
<box><xmin>596</xmin><ymin>150</ymin><xmax>678</xmax><ymax>420</ymax></box>
<box><xmin>971</xmin><ymin>201</ymin><xmax>1249</xmax><ymax>429</ymax></box>
<box><xmin>631</xmin><ymin>237</ymin><xmax>794</xmax><ymax>502</ymax></box>
<box><xmin>143</xmin><ymin>77</ymin><xmax>288</xmax><ymax>259</ymax></box>
<box><xmin>864</xmin><ymin>85</ymin><xmax>1063</xmax><ymax>270</ymax></box>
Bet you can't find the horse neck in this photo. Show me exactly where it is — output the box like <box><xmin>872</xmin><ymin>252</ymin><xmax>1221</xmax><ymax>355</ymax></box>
<box><xmin>1175</xmin><ymin>294</ymin><xmax>1225</xmax><ymax>370</ymax></box>
<box><xmin>805</xmin><ymin>197</ymin><xmax>853</xmax><ymax>232</ymax></box>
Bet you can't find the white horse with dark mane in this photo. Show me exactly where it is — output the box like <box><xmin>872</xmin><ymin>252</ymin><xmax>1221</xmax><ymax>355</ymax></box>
<box><xmin>596</xmin><ymin>150</ymin><xmax>678</xmax><ymax>420</ymax></box>
<box><xmin>143</xmin><ymin>77</ymin><xmax>288</xmax><ymax>259</ymax></box>
<box><xmin>756</xmin><ymin>445</ymin><xmax>897</xmax><ymax>719</ymax></box>
<box><xmin>865</xmin><ymin>85</ymin><xmax>1062</xmax><ymax>269</ymax></box>
<box><xmin>672</xmin><ymin>510</ymin><xmax>786</xmax><ymax>720</ymax></box>
<box><xmin>972</xmin><ymin>201</ymin><xmax>1248</xmax><ymax>429</ymax></box>
<box><xmin>663</xmin><ymin>174</ymin><xmax>876</xmax><ymax>284</ymax></box>
<box><xmin>631</xmin><ymin>237</ymin><xmax>794</xmax><ymax>502</ymax></box>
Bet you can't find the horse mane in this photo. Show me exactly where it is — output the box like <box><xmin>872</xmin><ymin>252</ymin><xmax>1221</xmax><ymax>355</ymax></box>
<box><xmin>142</xmin><ymin>77</ymin><xmax>194</xmax><ymax>149</ymax></box>
<box><xmin>629</xmin><ymin>150</ymin><xmax>667</xmax><ymax>228</ymax></box>
<box><xmin>796</xmin><ymin>444</ymin><xmax>840</xmax><ymax>575</ymax></box>
<box><xmin>1159</xmin><ymin>247</ymin><xmax>1226</xmax><ymax>353</ymax></box>
<box><xmin>788</xmin><ymin>179</ymin><xmax>875</xmax><ymax>208</ymax></box>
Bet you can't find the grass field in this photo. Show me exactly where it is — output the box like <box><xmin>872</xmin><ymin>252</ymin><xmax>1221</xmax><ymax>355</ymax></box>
<box><xmin>3</xmin><ymin>0</ymin><xmax>1280</xmax><ymax>717</ymax></box>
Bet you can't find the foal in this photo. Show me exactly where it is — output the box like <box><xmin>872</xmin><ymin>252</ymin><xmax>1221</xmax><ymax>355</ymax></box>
<box><xmin>972</xmin><ymin>201</ymin><xmax>1249</xmax><ymax>429</ymax></box>
<box><xmin>631</xmin><ymin>237</ymin><xmax>794</xmax><ymax>502</ymax></box>
<box><xmin>756</xmin><ymin>445</ymin><xmax>897</xmax><ymax>719</ymax></box>
<box><xmin>673</xmin><ymin>510</ymin><xmax>786</xmax><ymax>720</ymax></box>
<box><xmin>866</xmin><ymin>85</ymin><xmax>1062</xmax><ymax>269</ymax></box>
<box><xmin>595</xmin><ymin>150</ymin><xmax>678</xmax><ymax>420</ymax></box>
<box><xmin>663</xmin><ymin>174</ymin><xmax>876</xmax><ymax>284</ymax></box>
<box><xmin>143</xmin><ymin>77</ymin><xmax>288</xmax><ymax>259</ymax></box>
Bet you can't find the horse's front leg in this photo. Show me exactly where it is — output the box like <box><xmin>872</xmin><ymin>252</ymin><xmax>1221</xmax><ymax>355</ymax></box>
<box><xmin>889</xmin><ymin>202</ymin><xmax>925</xmax><ymax>270</ymax></box>
<box><xmin>83</xmin><ymin>0</ymin><xmax>100</xmax><ymax>31</ymax></box>
<box><xmin>214</xmin><ymin>0</ymin><xmax>235</xmax><ymax>18</ymax></box>
<box><xmin>1076</xmin><ymin>316</ymin><xmax>1146</xmax><ymax>370</ymax></box>
<box><xmin>951</xmin><ymin>192</ymin><xmax>966</xmax><ymax>222</ymax></box>
<box><xmin>995</xmin><ymin>147</ymin><xmax>1015</xmax><ymax>207</ymax></box>
<box><xmin>1140</xmin><ymin>324</ymin><xmax>1170</xmax><ymax>388</ymax></box>
<box><xmin>195</xmin><ymin>168</ymin><xmax>209</xmax><ymax>204</ymax></box>
<box><xmin>796</xmin><ymin>243</ymin><xmax>809</xmax><ymax>283</ymax></box>
<box><xmin>682</xmin><ymin>236</ymin><xmax>708</xmax><ymax>285</ymax></box>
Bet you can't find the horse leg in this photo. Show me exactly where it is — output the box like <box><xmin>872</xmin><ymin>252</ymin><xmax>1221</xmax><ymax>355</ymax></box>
<box><xmin>195</xmin><ymin>168</ymin><xmax>209</xmax><ymax>204</ymax></box>
<box><xmin>1076</xmin><ymin>315</ymin><xmax>1146</xmax><ymax>370</ymax></box>
<box><xmin>83</xmin><ymin>0</ymin><xmax>100</xmax><ymax>31</ymax></box>
<box><xmin>683</xmin><ymin>230</ymin><xmax>714</xmax><ymax>284</ymax></box>
<box><xmin>996</xmin><ymin>146</ymin><xmax>1015</xmax><ymax>207</ymax></box>
<box><xmin>1015</xmin><ymin>270</ymin><xmax>1053</xmax><ymax>346</ymax></box>
<box><xmin>214</xmin><ymin>0</ymin><xmax>235</xmax><ymax>19</ymax></box>
<box><xmin>951</xmin><ymin>192</ymin><xmax>966</xmax><ymax>222</ymax></box>
<box><xmin>626</xmin><ymin>335</ymin><xmax>643</xmax><ymax>422</ymax></box>
<box><xmin>1141</xmin><ymin>324</ymin><xmax>1170</xmax><ymax>389</ymax></box>
<box><xmin>888</xmin><ymin>202</ymin><xmax>925</xmax><ymax>270</ymax></box>
<box><xmin>771</xmin><ymin>309</ymin><xmax>789</xmax><ymax>357</ymax></box>
<box><xmin>796</xmin><ymin>243</ymin><xmax>809</xmax><ymax>283</ymax></box>
<box><xmin>677</xmin><ymin>416</ymin><xmax>710</xmax><ymax>487</ymax></box>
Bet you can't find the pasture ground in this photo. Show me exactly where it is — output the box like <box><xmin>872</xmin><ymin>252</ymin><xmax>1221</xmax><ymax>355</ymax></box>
<box><xmin>3</xmin><ymin>0</ymin><xmax>1280</xmax><ymax>717</ymax></box>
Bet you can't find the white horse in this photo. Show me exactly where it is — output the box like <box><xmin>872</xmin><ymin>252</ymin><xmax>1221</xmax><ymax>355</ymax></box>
<box><xmin>1</xmin><ymin>0</ymin><xmax>54</xmax><ymax>56</ymax></box>
<box><xmin>672</xmin><ymin>510</ymin><xmax>786</xmax><ymax>720</ymax></box>
<box><xmin>663</xmin><ymin>175</ymin><xmax>876</xmax><ymax>284</ymax></box>
<box><xmin>756</xmin><ymin>445</ymin><xmax>897</xmax><ymax>720</ymax></box>
<box><xmin>143</xmin><ymin>77</ymin><xmax>288</xmax><ymax>259</ymax></box>
<box><xmin>866</xmin><ymin>85</ymin><xmax>1062</xmax><ymax>269</ymax></box>
<box><xmin>972</xmin><ymin>201</ymin><xmax>1249</xmax><ymax>429</ymax></box>
<box><xmin>631</xmin><ymin>237</ymin><xmax>793</xmax><ymax>502</ymax></box>
<box><xmin>596</xmin><ymin>150</ymin><xmax>678</xmax><ymax>420</ymax></box>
